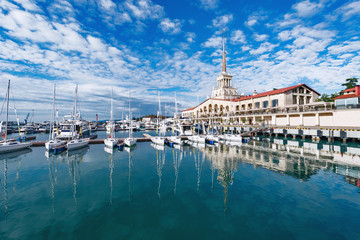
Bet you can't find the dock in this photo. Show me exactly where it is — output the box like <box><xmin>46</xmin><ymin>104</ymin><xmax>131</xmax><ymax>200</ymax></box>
<box><xmin>30</xmin><ymin>137</ymin><xmax>153</xmax><ymax>147</ymax></box>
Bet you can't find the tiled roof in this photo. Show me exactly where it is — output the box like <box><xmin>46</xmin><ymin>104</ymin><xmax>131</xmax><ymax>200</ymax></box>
<box><xmin>231</xmin><ymin>83</ymin><xmax>320</xmax><ymax>102</ymax></box>
<box><xmin>333</xmin><ymin>94</ymin><xmax>360</xmax><ymax>100</ymax></box>
<box><xmin>342</xmin><ymin>87</ymin><xmax>356</xmax><ymax>93</ymax></box>
<box><xmin>182</xmin><ymin>107</ymin><xmax>196</xmax><ymax>112</ymax></box>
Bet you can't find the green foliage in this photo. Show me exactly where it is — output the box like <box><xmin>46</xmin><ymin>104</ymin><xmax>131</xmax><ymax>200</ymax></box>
<box><xmin>341</xmin><ymin>78</ymin><xmax>358</xmax><ymax>90</ymax></box>
<box><xmin>319</xmin><ymin>78</ymin><xmax>357</xmax><ymax>102</ymax></box>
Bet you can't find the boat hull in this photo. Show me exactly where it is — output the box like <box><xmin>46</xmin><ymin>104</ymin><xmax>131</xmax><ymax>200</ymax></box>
<box><xmin>45</xmin><ymin>140</ymin><xmax>66</xmax><ymax>150</ymax></box>
<box><xmin>0</xmin><ymin>141</ymin><xmax>32</xmax><ymax>153</ymax></box>
<box><xmin>104</xmin><ymin>138</ymin><xmax>118</xmax><ymax>148</ymax></box>
<box><xmin>124</xmin><ymin>138</ymin><xmax>137</xmax><ymax>147</ymax></box>
<box><xmin>67</xmin><ymin>138</ymin><xmax>89</xmax><ymax>150</ymax></box>
<box><xmin>151</xmin><ymin>137</ymin><xmax>165</xmax><ymax>145</ymax></box>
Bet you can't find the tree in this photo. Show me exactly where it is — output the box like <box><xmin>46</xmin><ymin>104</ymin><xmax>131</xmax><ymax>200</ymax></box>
<box><xmin>341</xmin><ymin>78</ymin><xmax>358</xmax><ymax>90</ymax></box>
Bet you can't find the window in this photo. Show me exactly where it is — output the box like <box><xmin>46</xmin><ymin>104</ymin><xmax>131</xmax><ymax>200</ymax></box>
<box><xmin>272</xmin><ymin>99</ymin><xmax>278</xmax><ymax>107</ymax></box>
<box><xmin>255</xmin><ymin>102</ymin><xmax>260</xmax><ymax>108</ymax></box>
<box><xmin>263</xmin><ymin>101</ymin><xmax>269</xmax><ymax>108</ymax></box>
<box><xmin>293</xmin><ymin>96</ymin><xmax>297</xmax><ymax>104</ymax></box>
<box><xmin>335</xmin><ymin>99</ymin><xmax>345</xmax><ymax>106</ymax></box>
<box><xmin>299</xmin><ymin>88</ymin><xmax>304</xmax><ymax>93</ymax></box>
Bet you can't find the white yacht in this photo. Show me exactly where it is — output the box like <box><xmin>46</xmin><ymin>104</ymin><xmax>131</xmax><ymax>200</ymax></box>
<box><xmin>45</xmin><ymin>84</ymin><xmax>66</xmax><ymax>151</ymax></box>
<box><xmin>56</xmin><ymin>85</ymin><xmax>90</xmax><ymax>140</ymax></box>
<box><xmin>124</xmin><ymin>91</ymin><xmax>137</xmax><ymax>147</ymax></box>
<box><xmin>104</xmin><ymin>89</ymin><xmax>119</xmax><ymax>148</ymax></box>
<box><xmin>151</xmin><ymin>136</ymin><xmax>165</xmax><ymax>145</ymax></box>
<box><xmin>0</xmin><ymin>80</ymin><xmax>32</xmax><ymax>153</ymax></box>
<box><xmin>168</xmin><ymin>135</ymin><xmax>182</xmax><ymax>145</ymax></box>
<box><xmin>67</xmin><ymin>138</ymin><xmax>90</xmax><ymax>150</ymax></box>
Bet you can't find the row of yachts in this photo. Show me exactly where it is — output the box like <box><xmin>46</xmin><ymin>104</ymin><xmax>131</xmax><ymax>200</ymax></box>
<box><xmin>150</xmin><ymin>133</ymin><xmax>244</xmax><ymax>147</ymax></box>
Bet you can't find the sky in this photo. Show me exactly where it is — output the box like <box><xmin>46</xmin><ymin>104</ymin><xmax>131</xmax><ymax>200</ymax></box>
<box><xmin>0</xmin><ymin>0</ymin><xmax>360</xmax><ymax>122</ymax></box>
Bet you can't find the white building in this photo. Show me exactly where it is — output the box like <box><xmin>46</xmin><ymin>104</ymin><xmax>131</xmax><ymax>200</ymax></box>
<box><xmin>182</xmin><ymin>32</ymin><xmax>360</xmax><ymax>128</ymax></box>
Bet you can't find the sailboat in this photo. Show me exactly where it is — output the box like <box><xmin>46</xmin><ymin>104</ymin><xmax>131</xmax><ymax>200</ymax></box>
<box><xmin>45</xmin><ymin>84</ymin><xmax>66</xmax><ymax>151</ymax></box>
<box><xmin>151</xmin><ymin>92</ymin><xmax>165</xmax><ymax>145</ymax></box>
<box><xmin>124</xmin><ymin>90</ymin><xmax>137</xmax><ymax>147</ymax></box>
<box><xmin>104</xmin><ymin>89</ymin><xmax>119</xmax><ymax>148</ymax></box>
<box><xmin>168</xmin><ymin>92</ymin><xmax>182</xmax><ymax>145</ymax></box>
<box><xmin>67</xmin><ymin>85</ymin><xmax>89</xmax><ymax>150</ymax></box>
<box><xmin>0</xmin><ymin>80</ymin><xmax>32</xmax><ymax>153</ymax></box>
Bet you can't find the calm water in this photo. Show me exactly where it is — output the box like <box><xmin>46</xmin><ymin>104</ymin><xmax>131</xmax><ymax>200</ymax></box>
<box><xmin>1</xmin><ymin>137</ymin><xmax>360</xmax><ymax>239</ymax></box>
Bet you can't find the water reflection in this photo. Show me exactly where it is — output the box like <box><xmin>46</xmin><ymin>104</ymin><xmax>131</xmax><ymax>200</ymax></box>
<box><xmin>125</xmin><ymin>146</ymin><xmax>135</xmax><ymax>201</ymax></box>
<box><xmin>104</xmin><ymin>147</ymin><xmax>114</xmax><ymax>205</ymax></box>
<box><xmin>154</xmin><ymin>144</ymin><xmax>165</xmax><ymax>198</ymax></box>
<box><xmin>0</xmin><ymin>148</ymin><xmax>32</xmax><ymax>217</ymax></box>
<box><xmin>172</xmin><ymin>148</ymin><xmax>182</xmax><ymax>194</ymax></box>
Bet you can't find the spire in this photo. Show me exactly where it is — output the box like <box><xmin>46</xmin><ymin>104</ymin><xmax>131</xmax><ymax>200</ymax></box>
<box><xmin>222</xmin><ymin>28</ymin><xmax>226</xmax><ymax>73</ymax></box>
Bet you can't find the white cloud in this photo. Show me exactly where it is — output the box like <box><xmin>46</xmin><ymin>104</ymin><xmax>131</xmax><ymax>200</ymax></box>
<box><xmin>245</xmin><ymin>11</ymin><xmax>268</xmax><ymax>28</ymax></box>
<box><xmin>185</xmin><ymin>32</ymin><xmax>196</xmax><ymax>43</ymax></box>
<box><xmin>198</xmin><ymin>0</ymin><xmax>219</xmax><ymax>10</ymax></box>
<box><xmin>212</xmin><ymin>14</ymin><xmax>233</xmax><ymax>28</ymax></box>
<box><xmin>254</xmin><ymin>33</ymin><xmax>269</xmax><ymax>42</ymax></box>
<box><xmin>125</xmin><ymin>0</ymin><xmax>164</xmax><ymax>20</ymax></box>
<box><xmin>158</xmin><ymin>18</ymin><xmax>182</xmax><ymax>34</ymax></box>
<box><xmin>249</xmin><ymin>42</ymin><xmax>278</xmax><ymax>55</ymax></box>
<box><xmin>246</xmin><ymin>19</ymin><xmax>257</xmax><ymax>27</ymax></box>
<box><xmin>203</xmin><ymin>36</ymin><xmax>222</xmax><ymax>48</ymax></box>
<box><xmin>99</xmin><ymin>0</ymin><xmax>116</xmax><ymax>10</ymax></box>
<box><xmin>292</xmin><ymin>0</ymin><xmax>323</xmax><ymax>17</ymax></box>
<box><xmin>15</xmin><ymin>0</ymin><xmax>41</xmax><ymax>12</ymax></box>
<box><xmin>328</xmin><ymin>41</ymin><xmax>360</xmax><ymax>54</ymax></box>
<box><xmin>337</xmin><ymin>0</ymin><xmax>360</xmax><ymax>21</ymax></box>
<box><xmin>230</xmin><ymin>30</ymin><xmax>246</xmax><ymax>44</ymax></box>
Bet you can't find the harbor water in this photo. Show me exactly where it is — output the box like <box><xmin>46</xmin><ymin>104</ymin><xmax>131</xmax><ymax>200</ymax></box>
<box><xmin>1</xmin><ymin>133</ymin><xmax>360</xmax><ymax>239</ymax></box>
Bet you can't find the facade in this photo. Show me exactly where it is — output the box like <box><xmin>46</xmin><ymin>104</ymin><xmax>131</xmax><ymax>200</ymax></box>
<box><xmin>333</xmin><ymin>85</ymin><xmax>360</xmax><ymax>108</ymax></box>
<box><xmin>182</xmin><ymin>34</ymin><xmax>360</xmax><ymax>128</ymax></box>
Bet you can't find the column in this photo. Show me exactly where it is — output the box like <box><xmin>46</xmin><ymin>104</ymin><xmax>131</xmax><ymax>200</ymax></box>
<box><xmin>286</xmin><ymin>114</ymin><xmax>290</xmax><ymax>126</ymax></box>
<box><xmin>315</xmin><ymin>113</ymin><xmax>319</xmax><ymax>126</ymax></box>
<box><xmin>271</xmin><ymin>115</ymin><xmax>276</xmax><ymax>125</ymax></box>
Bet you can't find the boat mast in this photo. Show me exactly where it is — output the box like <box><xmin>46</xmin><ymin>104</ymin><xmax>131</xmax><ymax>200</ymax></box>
<box><xmin>174</xmin><ymin>92</ymin><xmax>178</xmax><ymax>118</ymax></box>
<box><xmin>5</xmin><ymin>80</ymin><xmax>10</xmax><ymax>143</ymax></box>
<box><xmin>110</xmin><ymin>88</ymin><xmax>114</xmax><ymax>138</ymax></box>
<box><xmin>74</xmin><ymin>84</ymin><xmax>78</xmax><ymax>119</ymax></box>
<box><xmin>49</xmin><ymin>83</ymin><xmax>56</xmax><ymax>141</ymax></box>
<box><xmin>129</xmin><ymin>90</ymin><xmax>132</xmax><ymax>138</ymax></box>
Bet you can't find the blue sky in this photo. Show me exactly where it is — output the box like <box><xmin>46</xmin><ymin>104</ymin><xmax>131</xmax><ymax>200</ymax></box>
<box><xmin>0</xmin><ymin>0</ymin><xmax>360</xmax><ymax>121</ymax></box>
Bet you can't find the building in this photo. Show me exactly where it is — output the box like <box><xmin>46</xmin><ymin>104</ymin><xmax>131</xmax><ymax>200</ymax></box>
<box><xmin>333</xmin><ymin>85</ymin><xmax>360</xmax><ymax>109</ymax></box>
<box><xmin>182</xmin><ymin>32</ymin><xmax>360</xmax><ymax>128</ymax></box>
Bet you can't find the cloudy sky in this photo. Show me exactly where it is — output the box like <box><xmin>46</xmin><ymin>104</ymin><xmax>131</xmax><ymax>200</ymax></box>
<box><xmin>0</xmin><ymin>0</ymin><xmax>359</xmax><ymax>121</ymax></box>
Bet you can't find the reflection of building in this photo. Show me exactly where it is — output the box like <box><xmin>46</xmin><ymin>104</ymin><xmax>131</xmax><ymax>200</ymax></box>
<box><xmin>201</xmin><ymin>139</ymin><xmax>360</xmax><ymax>189</ymax></box>
<box><xmin>182</xmin><ymin>32</ymin><xmax>360</xmax><ymax>128</ymax></box>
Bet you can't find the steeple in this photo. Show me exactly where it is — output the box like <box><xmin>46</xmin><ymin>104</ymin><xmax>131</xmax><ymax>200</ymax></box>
<box><xmin>222</xmin><ymin>28</ymin><xmax>226</xmax><ymax>73</ymax></box>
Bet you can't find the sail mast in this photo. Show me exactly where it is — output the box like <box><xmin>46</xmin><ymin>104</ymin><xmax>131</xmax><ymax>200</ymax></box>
<box><xmin>49</xmin><ymin>83</ymin><xmax>56</xmax><ymax>141</ymax></box>
<box><xmin>5</xmin><ymin>80</ymin><xmax>10</xmax><ymax>143</ymax></box>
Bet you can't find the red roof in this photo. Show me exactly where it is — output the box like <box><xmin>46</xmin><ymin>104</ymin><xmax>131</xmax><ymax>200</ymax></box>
<box><xmin>182</xmin><ymin>98</ymin><xmax>231</xmax><ymax>112</ymax></box>
<box><xmin>342</xmin><ymin>88</ymin><xmax>356</xmax><ymax>93</ymax></box>
<box><xmin>182</xmin><ymin>107</ymin><xmax>196</xmax><ymax>112</ymax></box>
<box><xmin>231</xmin><ymin>83</ymin><xmax>320</xmax><ymax>102</ymax></box>
<box><xmin>333</xmin><ymin>94</ymin><xmax>360</xmax><ymax>100</ymax></box>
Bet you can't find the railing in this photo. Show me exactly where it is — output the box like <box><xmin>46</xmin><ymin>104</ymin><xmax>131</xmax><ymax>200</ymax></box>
<box><xmin>195</xmin><ymin>104</ymin><xmax>359</xmax><ymax>118</ymax></box>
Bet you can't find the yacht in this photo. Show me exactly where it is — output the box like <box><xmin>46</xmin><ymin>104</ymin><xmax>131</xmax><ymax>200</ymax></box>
<box><xmin>124</xmin><ymin>91</ymin><xmax>137</xmax><ymax>147</ymax></box>
<box><xmin>0</xmin><ymin>80</ymin><xmax>32</xmax><ymax>153</ymax></box>
<box><xmin>67</xmin><ymin>138</ymin><xmax>90</xmax><ymax>150</ymax></box>
<box><xmin>56</xmin><ymin>85</ymin><xmax>90</xmax><ymax>140</ymax></box>
<box><xmin>104</xmin><ymin>89</ymin><xmax>119</xmax><ymax>148</ymax></box>
<box><xmin>45</xmin><ymin>84</ymin><xmax>66</xmax><ymax>151</ymax></box>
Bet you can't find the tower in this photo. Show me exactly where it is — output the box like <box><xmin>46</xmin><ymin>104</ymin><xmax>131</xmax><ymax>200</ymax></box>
<box><xmin>211</xmin><ymin>29</ymin><xmax>239</xmax><ymax>100</ymax></box>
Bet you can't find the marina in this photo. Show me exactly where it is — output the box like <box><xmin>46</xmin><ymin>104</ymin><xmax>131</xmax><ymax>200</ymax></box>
<box><xmin>1</xmin><ymin>0</ymin><xmax>360</xmax><ymax>238</ymax></box>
